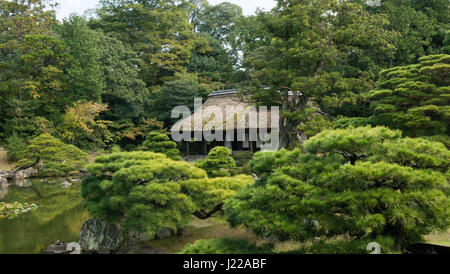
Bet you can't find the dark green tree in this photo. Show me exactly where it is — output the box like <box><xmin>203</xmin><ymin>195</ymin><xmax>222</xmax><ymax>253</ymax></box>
<box><xmin>91</xmin><ymin>0</ymin><xmax>199</xmax><ymax>87</ymax></box>
<box><xmin>0</xmin><ymin>0</ymin><xmax>58</xmax><ymax>139</ymax></box>
<box><xmin>243</xmin><ymin>0</ymin><xmax>396</xmax><ymax>148</ymax></box>
<box><xmin>362</xmin><ymin>0</ymin><xmax>449</xmax><ymax>66</ymax></box>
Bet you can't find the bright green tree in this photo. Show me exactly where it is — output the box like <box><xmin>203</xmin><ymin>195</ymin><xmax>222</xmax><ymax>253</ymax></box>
<box><xmin>143</xmin><ymin>131</ymin><xmax>181</xmax><ymax>160</ymax></box>
<box><xmin>82</xmin><ymin>151</ymin><xmax>253</xmax><ymax>237</ymax></box>
<box><xmin>366</xmin><ymin>54</ymin><xmax>450</xmax><ymax>146</ymax></box>
<box><xmin>16</xmin><ymin>134</ymin><xmax>89</xmax><ymax>177</ymax></box>
<box><xmin>57</xmin><ymin>16</ymin><xmax>149</xmax><ymax>121</ymax></box>
<box><xmin>226</xmin><ymin>126</ymin><xmax>450</xmax><ymax>252</ymax></box>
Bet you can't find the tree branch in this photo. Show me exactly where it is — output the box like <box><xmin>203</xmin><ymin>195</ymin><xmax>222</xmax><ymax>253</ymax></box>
<box><xmin>193</xmin><ymin>204</ymin><xmax>224</xmax><ymax>220</ymax></box>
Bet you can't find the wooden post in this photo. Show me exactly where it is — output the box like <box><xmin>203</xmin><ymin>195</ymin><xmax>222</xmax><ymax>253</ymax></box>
<box><xmin>203</xmin><ymin>141</ymin><xmax>208</xmax><ymax>155</ymax></box>
<box><xmin>186</xmin><ymin>141</ymin><xmax>190</xmax><ymax>161</ymax></box>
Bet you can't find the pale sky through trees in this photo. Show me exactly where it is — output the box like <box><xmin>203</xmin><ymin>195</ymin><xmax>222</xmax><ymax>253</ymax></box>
<box><xmin>55</xmin><ymin>0</ymin><xmax>277</xmax><ymax>20</ymax></box>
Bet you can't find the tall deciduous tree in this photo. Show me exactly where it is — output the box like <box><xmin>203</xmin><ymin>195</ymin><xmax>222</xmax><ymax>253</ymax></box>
<box><xmin>0</xmin><ymin>0</ymin><xmax>57</xmax><ymax>138</ymax></box>
<box><xmin>362</xmin><ymin>0</ymin><xmax>449</xmax><ymax>66</ymax></box>
<box><xmin>91</xmin><ymin>0</ymin><xmax>198</xmax><ymax>87</ymax></box>
<box><xmin>243</xmin><ymin>0</ymin><xmax>396</xmax><ymax>148</ymax></box>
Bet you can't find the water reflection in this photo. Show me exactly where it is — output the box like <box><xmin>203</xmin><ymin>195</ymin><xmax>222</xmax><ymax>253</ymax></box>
<box><xmin>0</xmin><ymin>178</ymin><xmax>89</xmax><ymax>254</ymax></box>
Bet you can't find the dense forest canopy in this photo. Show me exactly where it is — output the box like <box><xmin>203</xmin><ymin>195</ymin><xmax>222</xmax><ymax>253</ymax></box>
<box><xmin>0</xmin><ymin>0</ymin><xmax>448</xmax><ymax>152</ymax></box>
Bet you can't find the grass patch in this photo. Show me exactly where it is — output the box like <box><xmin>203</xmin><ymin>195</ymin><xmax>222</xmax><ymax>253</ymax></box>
<box><xmin>148</xmin><ymin>217</ymin><xmax>262</xmax><ymax>254</ymax></box>
<box><xmin>425</xmin><ymin>230</ymin><xmax>450</xmax><ymax>247</ymax></box>
<box><xmin>148</xmin><ymin>220</ymin><xmax>450</xmax><ymax>254</ymax></box>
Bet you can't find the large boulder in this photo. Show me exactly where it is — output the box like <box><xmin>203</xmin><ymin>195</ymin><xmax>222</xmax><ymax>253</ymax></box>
<box><xmin>79</xmin><ymin>219</ymin><xmax>150</xmax><ymax>254</ymax></box>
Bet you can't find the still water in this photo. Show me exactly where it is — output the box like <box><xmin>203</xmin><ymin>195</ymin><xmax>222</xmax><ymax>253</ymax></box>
<box><xmin>0</xmin><ymin>179</ymin><xmax>90</xmax><ymax>254</ymax></box>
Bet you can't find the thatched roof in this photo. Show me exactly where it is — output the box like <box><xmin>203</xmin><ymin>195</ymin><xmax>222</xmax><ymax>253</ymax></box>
<box><xmin>171</xmin><ymin>90</ymin><xmax>280</xmax><ymax>133</ymax></box>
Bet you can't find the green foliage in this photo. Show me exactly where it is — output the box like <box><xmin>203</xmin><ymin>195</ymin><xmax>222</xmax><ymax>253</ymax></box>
<box><xmin>59</xmin><ymin>101</ymin><xmax>113</xmax><ymax>151</ymax></box>
<box><xmin>304</xmin><ymin>126</ymin><xmax>401</xmax><ymax>164</ymax></box>
<box><xmin>82</xmin><ymin>151</ymin><xmax>253</xmax><ymax>236</ymax></box>
<box><xmin>181</xmin><ymin>238</ymin><xmax>273</xmax><ymax>254</ymax></box>
<box><xmin>232</xmin><ymin>151</ymin><xmax>254</xmax><ymax>175</ymax></box>
<box><xmin>368</xmin><ymin>54</ymin><xmax>450</xmax><ymax>141</ymax></box>
<box><xmin>0</xmin><ymin>202</ymin><xmax>38</xmax><ymax>220</ymax></box>
<box><xmin>143</xmin><ymin>131</ymin><xmax>181</xmax><ymax>160</ymax></box>
<box><xmin>363</xmin><ymin>0</ymin><xmax>449</xmax><ymax>66</ymax></box>
<box><xmin>5</xmin><ymin>133</ymin><xmax>27</xmax><ymax>161</ymax></box>
<box><xmin>196</xmin><ymin>147</ymin><xmax>240</xmax><ymax>178</ymax></box>
<box><xmin>244</xmin><ymin>0</ymin><xmax>396</xmax><ymax>147</ymax></box>
<box><xmin>91</xmin><ymin>0</ymin><xmax>199</xmax><ymax>87</ymax></box>
<box><xmin>16</xmin><ymin>134</ymin><xmax>88</xmax><ymax>177</ymax></box>
<box><xmin>293</xmin><ymin>236</ymin><xmax>395</xmax><ymax>255</ymax></box>
<box><xmin>181</xmin><ymin>175</ymin><xmax>254</xmax><ymax>215</ymax></box>
<box><xmin>150</xmin><ymin>73</ymin><xmax>201</xmax><ymax>128</ymax></box>
<box><xmin>374</xmin><ymin>138</ymin><xmax>450</xmax><ymax>172</ymax></box>
<box><xmin>226</xmin><ymin>126</ymin><xmax>450</xmax><ymax>250</ymax></box>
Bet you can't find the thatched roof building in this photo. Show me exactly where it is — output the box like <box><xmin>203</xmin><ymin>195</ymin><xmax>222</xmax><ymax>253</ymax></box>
<box><xmin>170</xmin><ymin>89</ymin><xmax>280</xmax><ymax>154</ymax></box>
<box><xmin>171</xmin><ymin>89</ymin><xmax>279</xmax><ymax>132</ymax></box>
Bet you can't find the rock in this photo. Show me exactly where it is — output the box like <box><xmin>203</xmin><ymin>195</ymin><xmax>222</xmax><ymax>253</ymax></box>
<box><xmin>44</xmin><ymin>241</ymin><xmax>69</xmax><ymax>254</ymax></box>
<box><xmin>60</xmin><ymin>181</ymin><xmax>72</xmax><ymax>188</ymax></box>
<box><xmin>71</xmin><ymin>178</ymin><xmax>81</xmax><ymax>183</ymax></box>
<box><xmin>14</xmin><ymin>171</ymin><xmax>24</xmax><ymax>180</ymax></box>
<box><xmin>79</xmin><ymin>168</ymin><xmax>89</xmax><ymax>174</ymax></box>
<box><xmin>23</xmin><ymin>168</ymin><xmax>39</xmax><ymax>178</ymax></box>
<box><xmin>0</xmin><ymin>170</ymin><xmax>14</xmax><ymax>180</ymax></box>
<box><xmin>0</xmin><ymin>177</ymin><xmax>7</xmax><ymax>185</ymax></box>
<box><xmin>79</xmin><ymin>219</ymin><xmax>150</xmax><ymax>254</ymax></box>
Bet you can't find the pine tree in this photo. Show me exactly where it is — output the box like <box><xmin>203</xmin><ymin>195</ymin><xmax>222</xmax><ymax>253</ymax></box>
<box><xmin>225</xmin><ymin>126</ymin><xmax>450</xmax><ymax>251</ymax></box>
<box><xmin>143</xmin><ymin>131</ymin><xmax>181</xmax><ymax>160</ymax></box>
<box><xmin>368</xmin><ymin>54</ymin><xmax>450</xmax><ymax>146</ymax></box>
<box><xmin>16</xmin><ymin>134</ymin><xmax>89</xmax><ymax>177</ymax></box>
<box><xmin>82</xmin><ymin>151</ymin><xmax>253</xmax><ymax>236</ymax></box>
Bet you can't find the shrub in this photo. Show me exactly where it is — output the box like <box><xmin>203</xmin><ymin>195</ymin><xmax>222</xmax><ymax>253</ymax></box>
<box><xmin>16</xmin><ymin>134</ymin><xmax>89</xmax><ymax>177</ymax></box>
<box><xmin>181</xmin><ymin>238</ymin><xmax>273</xmax><ymax>254</ymax></box>
<box><xmin>0</xmin><ymin>202</ymin><xmax>38</xmax><ymax>219</ymax></box>
<box><xmin>232</xmin><ymin>151</ymin><xmax>254</xmax><ymax>175</ymax></box>
<box><xmin>196</xmin><ymin>147</ymin><xmax>241</xmax><ymax>178</ymax></box>
<box><xmin>143</xmin><ymin>131</ymin><xmax>181</xmax><ymax>160</ymax></box>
